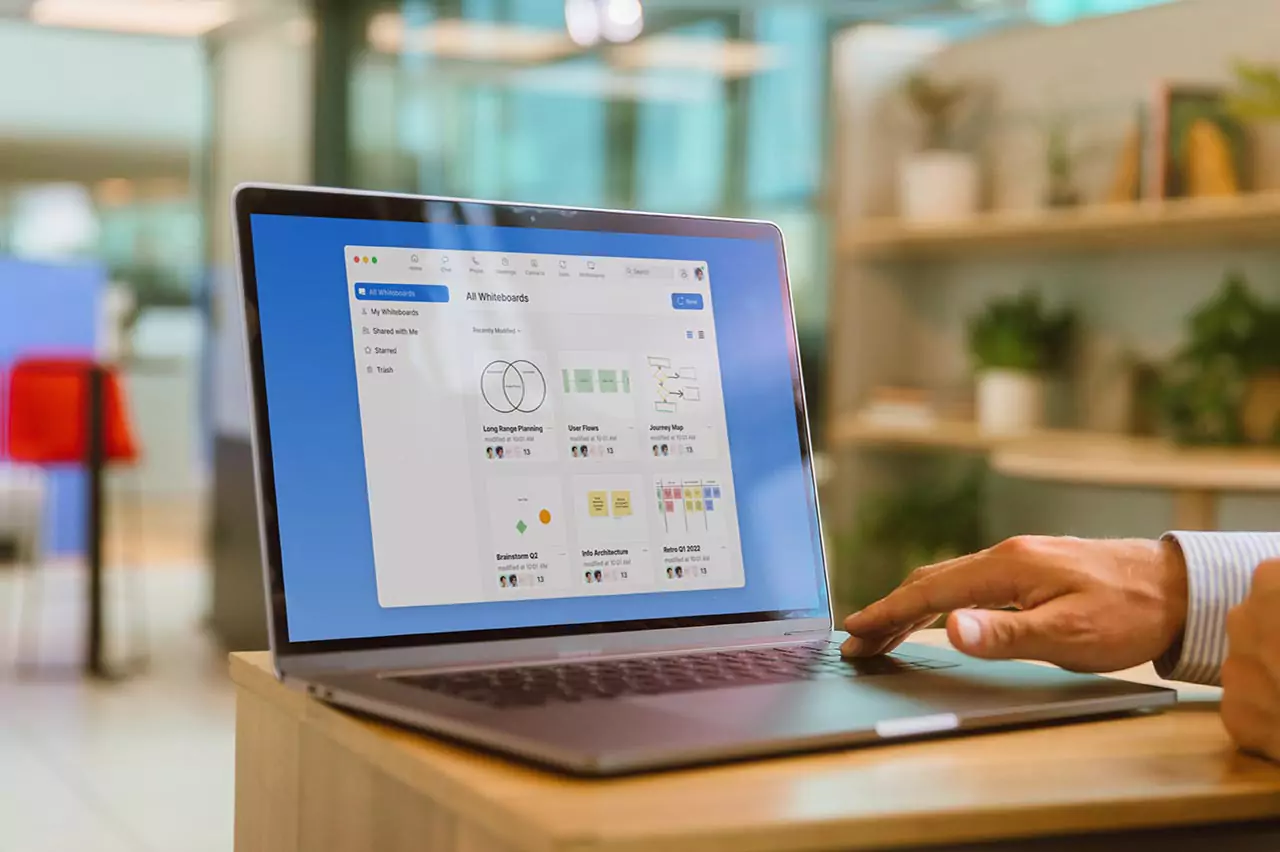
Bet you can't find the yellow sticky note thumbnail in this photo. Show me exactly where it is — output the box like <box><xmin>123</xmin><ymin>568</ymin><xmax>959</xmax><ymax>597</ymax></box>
<box><xmin>588</xmin><ymin>491</ymin><xmax>609</xmax><ymax>517</ymax></box>
<box><xmin>611</xmin><ymin>491</ymin><xmax>632</xmax><ymax>517</ymax></box>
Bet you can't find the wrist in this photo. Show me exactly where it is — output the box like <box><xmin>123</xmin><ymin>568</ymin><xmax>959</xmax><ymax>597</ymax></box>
<box><xmin>1155</xmin><ymin>537</ymin><xmax>1189</xmax><ymax>648</ymax></box>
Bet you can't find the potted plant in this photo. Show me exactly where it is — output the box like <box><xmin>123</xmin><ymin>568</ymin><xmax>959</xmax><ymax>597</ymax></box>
<box><xmin>1045</xmin><ymin>117</ymin><xmax>1081</xmax><ymax>208</ymax></box>
<box><xmin>968</xmin><ymin>291</ymin><xmax>1074</xmax><ymax>435</ymax></box>
<box><xmin>1242</xmin><ymin>307</ymin><xmax>1280</xmax><ymax>444</ymax></box>
<box><xmin>899</xmin><ymin>73</ymin><xmax>979</xmax><ymax>223</ymax></box>
<box><xmin>1158</xmin><ymin>356</ymin><xmax>1247</xmax><ymax>446</ymax></box>
<box><xmin>1159</xmin><ymin>272</ymin><xmax>1280</xmax><ymax>445</ymax></box>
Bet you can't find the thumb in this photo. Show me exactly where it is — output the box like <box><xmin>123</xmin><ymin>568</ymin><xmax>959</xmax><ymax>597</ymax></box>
<box><xmin>947</xmin><ymin>608</ymin><xmax>1056</xmax><ymax>662</ymax></box>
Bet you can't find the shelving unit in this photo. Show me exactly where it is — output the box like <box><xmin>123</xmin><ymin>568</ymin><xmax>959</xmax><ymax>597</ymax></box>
<box><xmin>828</xmin><ymin>191</ymin><xmax>1280</xmax><ymax>533</ymax></box>
<box><xmin>839</xmin><ymin>193</ymin><xmax>1280</xmax><ymax>262</ymax></box>
<box><xmin>824</xmin><ymin>10</ymin><xmax>1280</xmax><ymax>550</ymax></box>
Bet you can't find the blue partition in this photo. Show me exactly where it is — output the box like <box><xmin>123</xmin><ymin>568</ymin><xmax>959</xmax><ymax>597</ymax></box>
<box><xmin>0</xmin><ymin>257</ymin><xmax>104</xmax><ymax>555</ymax></box>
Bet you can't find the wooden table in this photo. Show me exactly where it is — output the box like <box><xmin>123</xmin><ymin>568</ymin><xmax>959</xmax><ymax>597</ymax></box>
<box><xmin>231</xmin><ymin>632</ymin><xmax>1280</xmax><ymax>852</ymax></box>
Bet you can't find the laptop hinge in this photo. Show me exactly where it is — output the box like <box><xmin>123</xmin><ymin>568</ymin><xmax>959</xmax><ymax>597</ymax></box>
<box><xmin>279</xmin><ymin>621</ymin><xmax>833</xmax><ymax>680</ymax></box>
<box><xmin>375</xmin><ymin>633</ymin><xmax>832</xmax><ymax>680</ymax></box>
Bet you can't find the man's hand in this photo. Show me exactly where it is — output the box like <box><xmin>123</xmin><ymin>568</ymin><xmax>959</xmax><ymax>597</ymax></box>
<box><xmin>842</xmin><ymin>536</ymin><xmax>1188</xmax><ymax>673</ymax></box>
<box><xmin>1223</xmin><ymin>559</ymin><xmax>1280</xmax><ymax>762</ymax></box>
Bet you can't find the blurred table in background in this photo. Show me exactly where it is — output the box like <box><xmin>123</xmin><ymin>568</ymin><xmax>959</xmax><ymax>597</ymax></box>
<box><xmin>231</xmin><ymin>630</ymin><xmax>1280</xmax><ymax>852</ymax></box>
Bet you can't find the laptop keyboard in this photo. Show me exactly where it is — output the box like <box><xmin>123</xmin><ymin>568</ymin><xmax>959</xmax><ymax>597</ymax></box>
<box><xmin>392</xmin><ymin>643</ymin><xmax>958</xmax><ymax>709</ymax></box>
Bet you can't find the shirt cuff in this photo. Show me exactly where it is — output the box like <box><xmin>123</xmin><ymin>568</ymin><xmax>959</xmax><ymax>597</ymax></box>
<box><xmin>1156</xmin><ymin>532</ymin><xmax>1280</xmax><ymax>685</ymax></box>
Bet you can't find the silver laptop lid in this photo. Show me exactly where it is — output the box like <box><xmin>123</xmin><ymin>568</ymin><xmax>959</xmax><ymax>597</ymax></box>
<box><xmin>232</xmin><ymin>185</ymin><xmax>829</xmax><ymax>675</ymax></box>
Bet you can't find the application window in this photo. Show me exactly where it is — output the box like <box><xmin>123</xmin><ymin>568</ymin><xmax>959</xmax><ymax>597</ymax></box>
<box><xmin>345</xmin><ymin>246</ymin><xmax>744</xmax><ymax>607</ymax></box>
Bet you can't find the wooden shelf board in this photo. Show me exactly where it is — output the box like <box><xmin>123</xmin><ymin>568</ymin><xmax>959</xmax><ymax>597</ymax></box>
<box><xmin>991</xmin><ymin>437</ymin><xmax>1280</xmax><ymax>492</ymax></box>
<box><xmin>831</xmin><ymin>414</ymin><xmax>1280</xmax><ymax>492</ymax></box>
<box><xmin>829</xmin><ymin>416</ymin><xmax>999</xmax><ymax>451</ymax></box>
<box><xmin>839</xmin><ymin>193</ymin><xmax>1280</xmax><ymax>261</ymax></box>
<box><xmin>830</xmin><ymin>415</ymin><xmax>1074</xmax><ymax>453</ymax></box>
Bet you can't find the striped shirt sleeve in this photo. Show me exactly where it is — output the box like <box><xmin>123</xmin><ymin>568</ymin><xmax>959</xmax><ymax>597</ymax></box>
<box><xmin>1156</xmin><ymin>532</ymin><xmax>1280</xmax><ymax>685</ymax></box>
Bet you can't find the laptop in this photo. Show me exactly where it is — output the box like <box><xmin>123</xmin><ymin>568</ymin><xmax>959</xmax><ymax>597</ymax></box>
<box><xmin>232</xmin><ymin>184</ymin><xmax>1175</xmax><ymax>775</ymax></box>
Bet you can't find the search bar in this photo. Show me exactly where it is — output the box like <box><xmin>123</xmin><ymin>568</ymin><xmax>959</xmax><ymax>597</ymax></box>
<box><xmin>625</xmin><ymin>265</ymin><xmax>674</xmax><ymax>280</ymax></box>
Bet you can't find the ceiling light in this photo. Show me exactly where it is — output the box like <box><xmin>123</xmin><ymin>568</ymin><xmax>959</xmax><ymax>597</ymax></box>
<box><xmin>564</xmin><ymin>0</ymin><xmax>600</xmax><ymax>47</ymax></box>
<box><xmin>600</xmin><ymin>0</ymin><xmax>642</xmax><ymax>44</ymax></box>
<box><xmin>29</xmin><ymin>0</ymin><xmax>233</xmax><ymax>37</ymax></box>
<box><xmin>563</xmin><ymin>0</ymin><xmax>642</xmax><ymax>47</ymax></box>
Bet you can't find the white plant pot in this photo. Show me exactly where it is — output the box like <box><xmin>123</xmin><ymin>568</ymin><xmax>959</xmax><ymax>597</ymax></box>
<box><xmin>977</xmin><ymin>370</ymin><xmax>1045</xmax><ymax>436</ymax></box>
<box><xmin>899</xmin><ymin>150</ymin><xmax>980</xmax><ymax>223</ymax></box>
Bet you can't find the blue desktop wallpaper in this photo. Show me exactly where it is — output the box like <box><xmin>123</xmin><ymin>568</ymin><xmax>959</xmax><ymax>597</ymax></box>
<box><xmin>249</xmin><ymin>213</ymin><xmax>826</xmax><ymax>643</ymax></box>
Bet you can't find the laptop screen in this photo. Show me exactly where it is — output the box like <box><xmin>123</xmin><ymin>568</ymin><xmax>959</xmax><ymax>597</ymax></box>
<box><xmin>246</xmin><ymin>205</ymin><xmax>826</xmax><ymax>647</ymax></box>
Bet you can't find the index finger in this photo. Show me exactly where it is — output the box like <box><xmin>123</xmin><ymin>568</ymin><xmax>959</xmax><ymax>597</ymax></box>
<box><xmin>1252</xmin><ymin>559</ymin><xmax>1280</xmax><ymax>596</ymax></box>
<box><xmin>843</xmin><ymin>551</ymin><xmax>1026</xmax><ymax>638</ymax></box>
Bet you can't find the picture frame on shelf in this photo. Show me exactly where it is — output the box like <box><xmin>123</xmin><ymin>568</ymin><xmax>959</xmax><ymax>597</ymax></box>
<box><xmin>1152</xmin><ymin>83</ymin><xmax>1251</xmax><ymax>200</ymax></box>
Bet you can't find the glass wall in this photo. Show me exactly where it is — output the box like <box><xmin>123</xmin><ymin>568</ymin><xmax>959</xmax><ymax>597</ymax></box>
<box><xmin>344</xmin><ymin>0</ymin><xmax>836</xmax><ymax>428</ymax></box>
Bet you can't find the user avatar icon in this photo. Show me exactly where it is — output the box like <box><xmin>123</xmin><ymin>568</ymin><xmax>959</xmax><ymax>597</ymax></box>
<box><xmin>660</xmin><ymin>444</ymin><xmax>670</xmax><ymax>456</ymax></box>
<box><xmin>675</xmin><ymin>566</ymin><xmax>684</xmax><ymax>579</ymax></box>
<box><xmin>571</xmin><ymin>446</ymin><xmax>580</xmax><ymax>458</ymax></box>
<box><xmin>496</xmin><ymin>446</ymin><xmax>505</xmax><ymax>459</ymax></box>
<box><xmin>695</xmin><ymin>266</ymin><xmax>705</xmax><ymax>282</ymax></box>
<box><xmin>579</xmin><ymin>445</ymin><xmax>589</xmax><ymax>458</ymax></box>
<box><xmin>486</xmin><ymin>447</ymin><xmax>494</xmax><ymax>459</ymax></box>
<box><xmin>509</xmin><ymin>574</ymin><xmax>518</xmax><ymax>588</ymax></box>
<box><xmin>652</xmin><ymin>444</ymin><xmax>660</xmax><ymax>457</ymax></box>
<box><xmin>666</xmin><ymin>567</ymin><xmax>674</xmax><ymax>579</ymax></box>
<box><xmin>584</xmin><ymin>571</ymin><xmax>593</xmax><ymax>584</ymax></box>
<box><xmin>499</xmin><ymin>575</ymin><xmax>508</xmax><ymax>588</ymax></box>
<box><xmin>593</xmin><ymin>570</ymin><xmax>603</xmax><ymax>583</ymax></box>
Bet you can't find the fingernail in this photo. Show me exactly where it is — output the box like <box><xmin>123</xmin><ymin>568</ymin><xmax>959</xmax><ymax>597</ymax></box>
<box><xmin>841</xmin><ymin>636</ymin><xmax>862</xmax><ymax>656</ymax></box>
<box><xmin>955</xmin><ymin>611</ymin><xmax>983</xmax><ymax>649</ymax></box>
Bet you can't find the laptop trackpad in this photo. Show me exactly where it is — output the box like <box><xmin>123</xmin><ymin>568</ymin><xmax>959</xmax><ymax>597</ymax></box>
<box><xmin>631</xmin><ymin>679</ymin><xmax>940</xmax><ymax>739</ymax></box>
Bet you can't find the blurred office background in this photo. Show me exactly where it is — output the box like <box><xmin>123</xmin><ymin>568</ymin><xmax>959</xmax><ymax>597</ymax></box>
<box><xmin>2</xmin><ymin>0</ymin><xmax>1280</xmax><ymax>849</ymax></box>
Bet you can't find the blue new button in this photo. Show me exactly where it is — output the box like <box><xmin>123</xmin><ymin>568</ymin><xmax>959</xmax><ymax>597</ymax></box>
<box><xmin>355</xmin><ymin>283</ymin><xmax>450</xmax><ymax>303</ymax></box>
<box><xmin>671</xmin><ymin>292</ymin><xmax>704</xmax><ymax>310</ymax></box>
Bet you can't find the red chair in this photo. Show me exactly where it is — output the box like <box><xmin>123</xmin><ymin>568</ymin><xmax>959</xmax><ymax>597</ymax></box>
<box><xmin>4</xmin><ymin>356</ymin><xmax>146</xmax><ymax>673</ymax></box>
<box><xmin>5</xmin><ymin>356</ymin><xmax>139</xmax><ymax>465</ymax></box>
